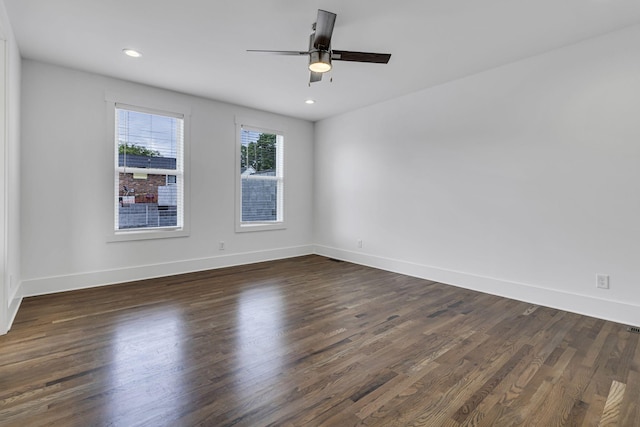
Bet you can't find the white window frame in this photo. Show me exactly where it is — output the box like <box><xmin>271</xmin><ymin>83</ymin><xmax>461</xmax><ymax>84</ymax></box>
<box><xmin>106</xmin><ymin>93</ymin><xmax>190</xmax><ymax>242</ymax></box>
<box><xmin>235</xmin><ymin>117</ymin><xmax>286</xmax><ymax>232</ymax></box>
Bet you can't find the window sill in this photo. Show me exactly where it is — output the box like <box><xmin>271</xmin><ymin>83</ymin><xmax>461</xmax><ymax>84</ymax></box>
<box><xmin>108</xmin><ymin>227</ymin><xmax>190</xmax><ymax>242</ymax></box>
<box><xmin>235</xmin><ymin>222</ymin><xmax>286</xmax><ymax>233</ymax></box>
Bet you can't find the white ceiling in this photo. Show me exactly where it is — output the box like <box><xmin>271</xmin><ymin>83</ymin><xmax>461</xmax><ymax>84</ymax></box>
<box><xmin>4</xmin><ymin>0</ymin><xmax>640</xmax><ymax>122</ymax></box>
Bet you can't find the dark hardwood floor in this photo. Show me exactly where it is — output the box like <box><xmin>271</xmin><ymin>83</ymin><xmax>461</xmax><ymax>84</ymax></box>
<box><xmin>1</xmin><ymin>255</ymin><xmax>638</xmax><ymax>426</ymax></box>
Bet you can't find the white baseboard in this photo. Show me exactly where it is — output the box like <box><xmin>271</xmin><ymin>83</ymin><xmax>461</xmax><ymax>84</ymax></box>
<box><xmin>314</xmin><ymin>245</ymin><xmax>640</xmax><ymax>328</ymax></box>
<box><xmin>2</xmin><ymin>281</ymin><xmax>24</xmax><ymax>334</ymax></box>
<box><xmin>6</xmin><ymin>294</ymin><xmax>22</xmax><ymax>332</ymax></box>
<box><xmin>21</xmin><ymin>245</ymin><xmax>314</xmax><ymax>298</ymax></box>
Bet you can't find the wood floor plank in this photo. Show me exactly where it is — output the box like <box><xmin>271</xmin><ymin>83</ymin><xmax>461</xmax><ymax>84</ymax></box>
<box><xmin>619</xmin><ymin>369</ymin><xmax>640</xmax><ymax>426</ymax></box>
<box><xmin>0</xmin><ymin>255</ymin><xmax>638</xmax><ymax>426</ymax></box>
<box><xmin>599</xmin><ymin>380</ymin><xmax>626</xmax><ymax>426</ymax></box>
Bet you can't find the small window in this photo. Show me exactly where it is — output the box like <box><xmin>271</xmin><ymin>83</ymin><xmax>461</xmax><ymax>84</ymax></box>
<box><xmin>115</xmin><ymin>105</ymin><xmax>184</xmax><ymax>232</ymax></box>
<box><xmin>236</xmin><ymin>122</ymin><xmax>284</xmax><ymax>232</ymax></box>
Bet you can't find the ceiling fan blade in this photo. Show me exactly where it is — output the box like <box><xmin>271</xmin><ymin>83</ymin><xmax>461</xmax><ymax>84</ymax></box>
<box><xmin>246</xmin><ymin>50</ymin><xmax>309</xmax><ymax>56</ymax></box>
<box><xmin>309</xmin><ymin>71</ymin><xmax>323</xmax><ymax>84</ymax></box>
<box><xmin>313</xmin><ymin>9</ymin><xmax>336</xmax><ymax>50</ymax></box>
<box><xmin>331</xmin><ymin>50</ymin><xmax>391</xmax><ymax>64</ymax></box>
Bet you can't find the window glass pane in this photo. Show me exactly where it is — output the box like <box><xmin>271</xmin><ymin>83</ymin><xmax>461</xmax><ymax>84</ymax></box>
<box><xmin>118</xmin><ymin>109</ymin><xmax>179</xmax><ymax>170</ymax></box>
<box><xmin>240</xmin><ymin>129</ymin><xmax>277</xmax><ymax>175</ymax></box>
<box><xmin>118</xmin><ymin>172</ymin><xmax>178</xmax><ymax>229</ymax></box>
<box><xmin>241</xmin><ymin>177</ymin><xmax>278</xmax><ymax>221</ymax></box>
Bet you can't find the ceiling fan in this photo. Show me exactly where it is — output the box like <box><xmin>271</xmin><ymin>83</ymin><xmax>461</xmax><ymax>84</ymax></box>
<box><xmin>247</xmin><ymin>9</ymin><xmax>391</xmax><ymax>84</ymax></box>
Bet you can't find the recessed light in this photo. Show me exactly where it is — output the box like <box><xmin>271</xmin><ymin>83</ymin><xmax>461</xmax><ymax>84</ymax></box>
<box><xmin>123</xmin><ymin>48</ymin><xmax>142</xmax><ymax>58</ymax></box>
<box><xmin>305</xmin><ymin>99</ymin><xmax>315</xmax><ymax>105</ymax></box>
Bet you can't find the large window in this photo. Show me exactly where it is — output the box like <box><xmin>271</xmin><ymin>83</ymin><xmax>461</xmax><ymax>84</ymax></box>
<box><xmin>115</xmin><ymin>105</ymin><xmax>184</xmax><ymax>233</ymax></box>
<box><xmin>237</xmin><ymin>123</ymin><xmax>284</xmax><ymax>231</ymax></box>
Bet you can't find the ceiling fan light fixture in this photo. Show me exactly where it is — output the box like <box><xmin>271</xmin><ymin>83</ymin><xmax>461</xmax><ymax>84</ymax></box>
<box><xmin>309</xmin><ymin>50</ymin><xmax>332</xmax><ymax>73</ymax></box>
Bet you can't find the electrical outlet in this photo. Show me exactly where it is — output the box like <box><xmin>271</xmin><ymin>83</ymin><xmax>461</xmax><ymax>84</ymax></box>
<box><xmin>596</xmin><ymin>274</ymin><xmax>609</xmax><ymax>289</ymax></box>
<box><xmin>357</xmin><ymin>239</ymin><xmax>363</xmax><ymax>248</ymax></box>
<box><xmin>219</xmin><ymin>241</ymin><xmax>225</xmax><ymax>251</ymax></box>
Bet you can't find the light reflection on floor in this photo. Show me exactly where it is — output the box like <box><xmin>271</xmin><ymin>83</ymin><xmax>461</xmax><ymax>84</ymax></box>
<box><xmin>234</xmin><ymin>286</ymin><xmax>285</xmax><ymax>399</ymax></box>
<box><xmin>106</xmin><ymin>307</ymin><xmax>185</xmax><ymax>422</ymax></box>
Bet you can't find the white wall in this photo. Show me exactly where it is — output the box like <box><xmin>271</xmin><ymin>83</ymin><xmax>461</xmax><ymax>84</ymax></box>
<box><xmin>315</xmin><ymin>25</ymin><xmax>640</xmax><ymax>326</ymax></box>
<box><xmin>0</xmin><ymin>0</ymin><xmax>21</xmax><ymax>334</ymax></box>
<box><xmin>20</xmin><ymin>60</ymin><xmax>314</xmax><ymax>297</ymax></box>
